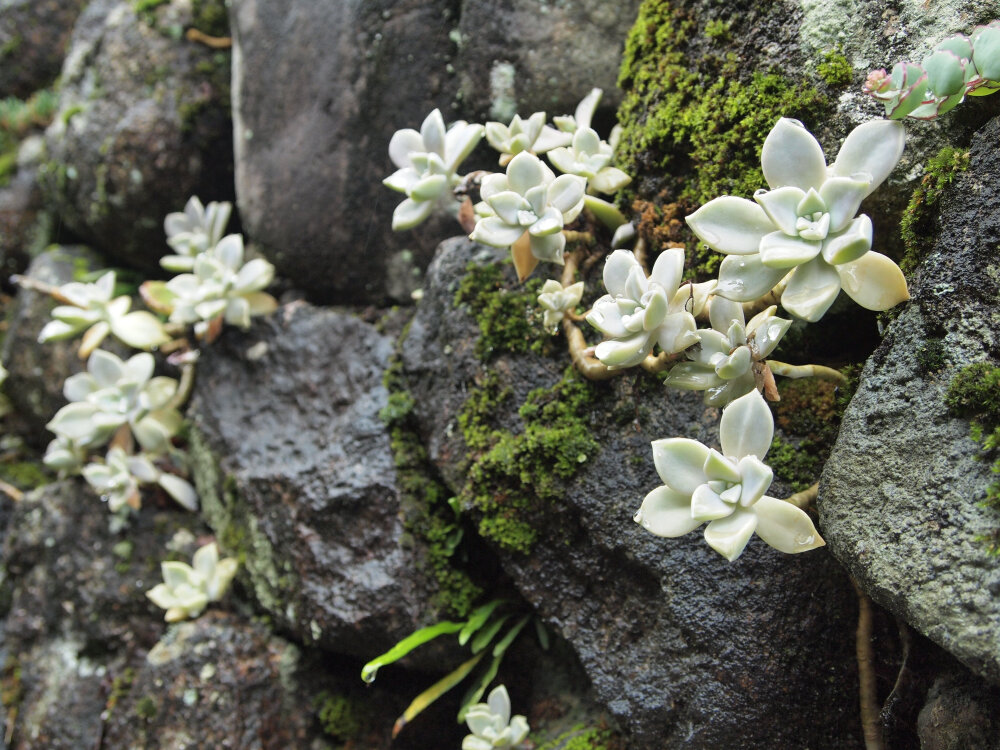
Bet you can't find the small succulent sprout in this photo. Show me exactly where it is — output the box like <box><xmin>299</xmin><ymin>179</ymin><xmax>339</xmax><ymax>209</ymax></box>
<box><xmin>470</xmin><ymin>151</ymin><xmax>586</xmax><ymax>280</ymax></box>
<box><xmin>42</xmin><ymin>434</ymin><xmax>87</xmax><ymax>474</ymax></box>
<box><xmin>553</xmin><ymin>87</ymin><xmax>603</xmax><ymax>133</ymax></box>
<box><xmin>37</xmin><ymin>270</ymin><xmax>170</xmax><ymax>357</ymax></box>
<box><xmin>384</xmin><ymin>109</ymin><xmax>485</xmax><ymax>230</ymax></box>
<box><xmin>462</xmin><ymin>685</ymin><xmax>530</xmax><ymax>750</ymax></box>
<box><xmin>537</xmin><ymin>279</ymin><xmax>584</xmax><ymax>331</ymax></box>
<box><xmin>82</xmin><ymin>447</ymin><xmax>198</xmax><ymax>513</ymax></box>
<box><xmin>163</xmin><ymin>234</ymin><xmax>278</xmax><ymax>338</ymax></box>
<box><xmin>586</xmin><ymin>248</ymin><xmax>715</xmax><ymax>368</ymax></box>
<box><xmin>634</xmin><ymin>389</ymin><xmax>825</xmax><ymax>561</ymax></box>
<box><xmin>46</xmin><ymin>349</ymin><xmax>183</xmax><ymax>453</ymax></box>
<box><xmin>665</xmin><ymin>297</ymin><xmax>791</xmax><ymax>407</ymax></box>
<box><xmin>484</xmin><ymin>111</ymin><xmax>572</xmax><ymax>166</ymax></box>
<box><xmin>970</xmin><ymin>22</ymin><xmax>1000</xmax><ymax>94</ymax></box>
<box><xmin>906</xmin><ymin>40</ymin><xmax>974</xmax><ymax>119</ymax></box>
<box><xmin>547</xmin><ymin>126</ymin><xmax>632</xmax><ymax>194</ymax></box>
<box><xmin>686</xmin><ymin>117</ymin><xmax>910</xmax><ymax>322</ymax></box>
<box><xmin>162</xmin><ymin>196</ymin><xmax>233</xmax><ymax>271</ymax></box>
<box><xmin>146</xmin><ymin>542</ymin><xmax>238</xmax><ymax>622</ymax></box>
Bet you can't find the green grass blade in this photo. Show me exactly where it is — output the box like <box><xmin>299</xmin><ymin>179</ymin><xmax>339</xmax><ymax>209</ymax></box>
<box><xmin>392</xmin><ymin>652</ymin><xmax>486</xmax><ymax>738</ymax></box>
<box><xmin>470</xmin><ymin>614</ymin><xmax>511</xmax><ymax>654</ymax></box>
<box><xmin>361</xmin><ymin>620</ymin><xmax>465</xmax><ymax>683</ymax></box>
<box><xmin>492</xmin><ymin>615</ymin><xmax>530</xmax><ymax>658</ymax></box>
<box><xmin>458</xmin><ymin>599</ymin><xmax>506</xmax><ymax>646</ymax></box>
<box><xmin>457</xmin><ymin>653</ymin><xmax>503</xmax><ymax>722</ymax></box>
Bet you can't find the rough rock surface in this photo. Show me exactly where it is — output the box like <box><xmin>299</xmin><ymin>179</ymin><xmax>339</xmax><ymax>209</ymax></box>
<box><xmin>820</xmin><ymin>117</ymin><xmax>1000</xmax><ymax>682</ymax></box>
<box><xmin>229</xmin><ymin>0</ymin><xmax>640</xmax><ymax>303</ymax></box>
<box><xmin>916</xmin><ymin>665</ymin><xmax>1000</xmax><ymax>750</ymax></box>
<box><xmin>0</xmin><ymin>0</ymin><xmax>87</xmax><ymax>98</ymax></box>
<box><xmin>188</xmin><ymin>302</ymin><xmax>451</xmax><ymax>661</ymax></box>
<box><xmin>38</xmin><ymin>0</ymin><xmax>234</xmax><ymax>270</ymax></box>
<box><xmin>401</xmin><ymin>238</ymin><xmax>861</xmax><ymax>748</ymax></box>
<box><xmin>0</xmin><ymin>136</ymin><xmax>47</xmax><ymax>279</ymax></box>
<box><xmin>0</xmin><ymin>245</ymin><xmax>103</xmax><ymax>446</ymax></box>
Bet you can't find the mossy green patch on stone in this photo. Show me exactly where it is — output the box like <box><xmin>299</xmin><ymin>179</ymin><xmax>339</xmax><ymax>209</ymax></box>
<box><xmin>104</xmin><ymin>667</ymin><xmax>136</xmax><ymax>717</ymax></box>
<box><xmin>312</xmin><ymin>690</ymin><xmax>370</xmax><ymax>741</ymax></box>
<box><xmin>945</xmin><ymin>361</ymin><xmax>1000</xmax><ymax>553</ymax></box>
<box><xmin>536</xmin><ymin>724</ymin><xmax>623</xmax><ymax>750</ymax></box>
<box><xmin>191</xmin><ymin>0</ymin><xmax>230</xmax><ymax>37</ymax></box>
<box><xmin>615</xmin><ymin>0</ymin><xmax>830</xmax><ymax>278</ymax></box>
<box><xmin>816</xmin><ymin>49</ymin><xmax>852</xmax><ymax>87</ymax></box>
<box><xmin>0</xmin><ymin>460</ymin><xmax>50</xmax><ymax>491</ymax></box>
<box><xmin>899</xmin><ymin>147</ymin><xmax>971</xmax><ymax>279</ymax></box>
<box><xmin>134</xmin><ymin>695</ymin><xmax>158</xmax><ymax>720</ymax></box>
<box><xmin>704</xmin><ymin>19</ymin><xmax>730</xmax><ymax>41</ymax></box>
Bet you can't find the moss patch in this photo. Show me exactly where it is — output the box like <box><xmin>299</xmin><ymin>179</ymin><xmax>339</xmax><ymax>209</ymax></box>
<box><xmin>312</xmin><ymin>690</ymin><xmax>371</xmax><ymax>741</ymax></box>
<box><xmin>817</xmin><ymin>49</ymin><xmax>852</xmax><ymax>87</ymax></box>
<box><xmin>945</xmin><ymin>361</ymin><xmax>1000</xmax><ymax>553</ymax></box>
<box><xmin>0</xmin><ymin>460</ymin><xmax>50</xmax><ymax>491</ymax></box>
<box><xmin>615</xmin><ymin>0</ymin><xmax>829</xmax><ymax>278</ymax></box>
<box><xmin>191</xmin><ymin>0</ymin><xmax>230</xmax><ymax>37</ymax></box>
<box><xmin>536</xmin><ymin>724</ymin><xmax>624</xmax><ymax>750</ymax></box>
<box><xmin>899</xmin><ymin>147</ymin><xmax>971</xmax><ymax>279</ymax></box>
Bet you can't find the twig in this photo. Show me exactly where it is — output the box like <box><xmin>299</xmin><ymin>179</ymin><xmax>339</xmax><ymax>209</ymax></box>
<box><xmin>768</xmin><ymin>361</ymin><xmax>848</xmax><ymax>384</ymax></box>
<box><xmin>0</xmin><ymin>479</ymin><xmax>24</xmax><ymax>503</ymax></box>
<box><xmin>10</xmin><ymin>275</ymin><xmax>74</xmax><ymax>305</ymax></box>
<box><xmin>639</xmin><ymin>351</ymin><xmax>680</xmax><ymax>374</ymax></box>
<box><xmin>853</xmin><ymin>578</ymin><xmax>885</xmax><ymax>750</ymax></box>
<box><xmin>168</xmin><ymin>362</ymin><xmax>197</xmax><ymax>411</ymax></box>
<box><xmin>563</xmin><ymin>319</ymin><xmax>619</xmax><ymax>380</ymax></box>
<box><xmin>562</xmin><ymin>230</ymin><xmax>594</xmax><ymax>245</ymax></box>
<box><xmin>783</xmin><ymin>482</ymin><xmax>818</xmax><ymax>509</ymax></box>
<box><xmin>741</xmin><ymin>280</ymin><xmax>787</xmax><ymax>317</ymax></box>
<box><xmin>185</xmin><ymin>28</ymin><xmax>232</xmax><ymax>48</ymax></box>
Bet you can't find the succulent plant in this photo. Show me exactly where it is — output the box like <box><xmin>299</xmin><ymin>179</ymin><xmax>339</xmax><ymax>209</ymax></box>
<box><xmin>586</xmin><ymin>248</ymin><xmax>715</xmax><ymax>368</ymax></box>
<box><xmin>160</xmin><ymin>234</ymin><xmax>278</xmax><ymax>337</ymax></box>
<box><xmin>552</xmin><ymin>87</ymin><xmax>603</xmax><ymax>133</ymax></box>
<box><xmin>42</xmin><ymin>434</ymin><xmax>87</xmax><ymax>474</ymax></box>
<box><xmin>37</xmin><ymin>270</ymin><xmax>170</xmax><ymax>356</ymax></box>
<box><xmin>547</xmin><ymin>126</ymin><xmax>632</xmax><ymax>194</ymax></box>
<box><xmin>162</xmin><ymin>195</ymin><xmax>233</xmax><ymax>271</ymax></box>
<box><xmin>462</xmin><ymin>685</ymin><xmax>530</xmax><ymax>750</ymax></box>
<box><xmin>470</xmin><ymin>151</ymin><xmax>586</xmax><ymax>278</ymax></box>
<box><xmin>537</xmin><ymin>279</ymin><xmax>585</xmax><ymax>331</ymax></box>
<box><xmin>146</xmin><ymin>542</ymin><xmax>238</xmax><ymax>622</ymax></box>
<box><xmin>485</xmin><ymin>111</ymin><xmax>572</xmax><ymax>165</ymax></box>
<box><xmin>686</xmin><ymin>117</ymin><xmax>909</xmax><ymax>322</ymax></box>
<box><xmin>864</xmin><ymin>23</ymin><xmax>1000</xmax><ymax>119</ymax></box>
<box><xmin>46</xmin><ymin>349</ymin><xmax>183</xmax><ymax>453</ymax></box>
<box><xmin>665</xmin><ymin>296</ymin><xmax>791</xmax><ymax>407</ymax></box>
<box><xmin>82</xmin><ymin>446</ymin><xmax>198</xmax><ymax>513</ymax></box>
<box><xmin>384</xmin><ymin>109</ymin><xmax>485</xmax><ymax>230</ymax></box>
<box><xmin>634</xmin><ymin>389</ymin><xmax>825</xmax><ymax>561</ymax></box>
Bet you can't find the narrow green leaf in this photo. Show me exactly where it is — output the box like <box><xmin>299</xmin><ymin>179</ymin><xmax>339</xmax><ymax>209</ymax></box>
<box><xmin>471</xmin><ymin>614</ymin><xmax>511</xmax><ymax>654</ymax></box>
<box><xmin>457</xmin><ymin>653</ymin><xmax>503</xmax><ymax>722</ymax></box>
<box><xmin>534</xmin><ymin>618</ymin><xmax>550</xmax><ymax>651</ymax></box>
<box><xmin>392</xmin><ymin>652</ymin><xmax>485</xmax><ymax>738</ymax></box>
<box><xmin>492</xmin><ymin>616</ymin><xmax>530</xmax><ymax>658</ymax></box>
<box><xmin>458</xmin><ymin>599</ymin><xmax>505</xmax><ymax>646</ymax></box>
<box><xmin>361</xmin><ymin>620</ymin><xmax>465</xmax><ymax>683</ymax></box>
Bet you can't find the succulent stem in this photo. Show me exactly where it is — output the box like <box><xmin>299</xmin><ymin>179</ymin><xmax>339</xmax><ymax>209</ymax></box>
<box><xmin>767</xmin><ymin>361</ymin><xmax>848</xmax><ymax>384</ymax></box>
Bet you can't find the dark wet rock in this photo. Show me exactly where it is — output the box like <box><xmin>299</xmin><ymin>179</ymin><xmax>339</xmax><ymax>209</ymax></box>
<box><xmin>187</xmin><ymin>302</ymin><xmax>453</xmax><ymax>661</ymax></box>
<box><xmin>229</xmin><ymin>0</ymin><xmax>640</xmax><ymax>304</ymax></box>
<box><xmin>917</xmin><ymin>665</ymin><xmax>1000</xmax><ymax>750</ymax></box>
<box><xmin>0</xmin><ymin>136</ymin><xmax>47</xmax><ymax>281</ymax></box>
<box><xmin>400</xmin><ymin>237</ymin><xmax>861</xmax><ymax>749</ymax></box>
<box><xmin>38</xmin><ymin>0</ymin><xmax>233</xmax><ymax>270</ymax></box>
<box><xmin>820</xmin><ymin>117</ymin><xmax>1000</xmax><ymax>683</ymax></box>
<box><xmin>1</xmin><ymin>245</ymin><xmax>103</xmax><ymax>446</ymax></box>
<box><xmin>0</xmin><ymin>0</ymin><xmax>87</xmax><ymax>98</ymax></box>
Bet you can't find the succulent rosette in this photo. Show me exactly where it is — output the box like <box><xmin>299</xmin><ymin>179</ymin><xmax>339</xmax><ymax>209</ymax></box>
<box><xmin>634</xmin><ymin>389</ymin><xmax>825</xmax><ymax>561</ymax></box>
<box><xmin>586</xmin><ymin>248</ymin><xmax>715</xmax><ymax>368</ymax></box>
<box><xmin>484</xmin><ymin>111</ymin><xmax>572</xmax><ymax>165</ymax></box>
<box><xmin>686</xmin><ymin>118</ymin><xmax>909</xmax><ymax>322</ymax></box>
<box><xmin>146</xmin><ymin>542</ymin><xmax>238</xmax><ymax>622</ymax></box>
<box><xmin>547</xmin><ymin>126</ymin><xmax>632</xmax><ymax>194</ymax></box>
<box><xmin>552</xmin><ymin>87</ymin><xmax>603</xmax><ymax>133</ymax></box>
<box><xmin>665</xmin><ymin>296</ymin><xmax>791</xmax><ymax>407</ymax></box>
<box><xmin>470</xmin><ymin>151</ymin><xmax>586</xmax><ymax>266</ymax></box>
<box><xmin>384</xmin><ymin>109</ymin><xmax>485</xmax><ymax>230</ymax></box>
<box><xmin>462</xmin><ymin>685</ymin><xmax>530</xmax><ymax>750</ymax></box>
<box><xmin>162</xmin><ymin>195</ymin><xmax>232</xmax><ymax>271</ymax></box>
<box><xmin>537</xmin><ymin>279</ymin><xmax>585</xmax><ymax>331</ymax></box>
<box><xmin>83</xmin><ymin>446</ymin><xmax>198</xmax><ymax>513</ymax></box>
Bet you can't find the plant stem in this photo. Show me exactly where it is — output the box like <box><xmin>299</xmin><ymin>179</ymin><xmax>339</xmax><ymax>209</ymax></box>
<box><xmin>853</xmin><ymin>578</ymin><xmax>885</xmax><ymax>750</ymax></box>
<box><xmin>768</xmin><ymin>361</ymin><xmax>848</xmax><ymax>384</ymax></box>
<box><xmin>168</xmin><ymin>362</ymin><xmax>197</xmax><ymax>411</ymax></box>
<box><xmin>0</xmin><ymin>479</ymin><xmax>24</xmax><ymax>502</ymax></box>
<box><xmin>10</xmin><ymin>275</ymin><xmax>74</xmax><ymax>305</ymax></box>
<box><xmin>784</xmin><ymin>482</ymin><xmax>818</xmax><ymax>509</ymax></box>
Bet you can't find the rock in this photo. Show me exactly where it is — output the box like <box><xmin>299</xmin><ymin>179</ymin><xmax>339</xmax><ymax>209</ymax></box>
<box><xmin>820</xmin><ymin>117</ymin><xmax>1000</xmax><ymax>682</ymax></box>
<box><xmin>187</xmin><ymin>302</ymin><xmax>458</xmax><ymax>661</ymax></box>
<box><xmin>0</xmin><ymin>0</ymin><xmax>87</xmax><ymax>98</ymax></box>
<box><xmin>1</xmin><ymin>245</ymin><xmax>103</xmax><ymax>446</ymax></box>
<box><xmin>0</xmin><ymin>136</ymin><xmax>48</xmax><ymax>280</ymax></box>
<box><xmin>229</xmin><ymin>0</ymin><xmax>640</xmax><ymax>304</ymax></box>
<box><xmin>400</xmin><ymin>237</ymin><xmax>861</xmax><ymax>748</ymax></box>
<box><xmin>38</xmin><ymin>0</ymin><xmax>234</xmax><ymax>271</ymax></box>
<box><xmin>917</xmin><ymin>666</ymin><xmax>1000</xmax><ymax>750</ymax></box>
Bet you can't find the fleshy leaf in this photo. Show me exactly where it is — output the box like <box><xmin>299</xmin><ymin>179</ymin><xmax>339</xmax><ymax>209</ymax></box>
<box><xmin>719</xmin><ymin>389</ymin><xmax>773</xmax><ymax>460</ymax></box>
<box><xmin>685</xmin><ymin>197</ymin><xmax>774</xmax><ymax>255</ymax></box>
<box><xmin>651</xmin><ymin>438</ymin><xmax>710</xmax><ymax>494</ymax></box>
<box><xmin>779</xmin><ymin>256</ymin><xmax>842</xmax><ymax>322</ymax></box>
<box><xmin>716</xmin><ymin>255</ymin><xmax>788</xmax><ymax>302</ymax></box>
<box><xmin>704</xmin><ymin>509</ymin><xmax>758</xmax><ymax>561</ymax></box>
<box><xmin>761</xmin><ymin>118</ymin><xmax>827</xmax><ymax>192</ymax></box>
<box><xmin>635</xmin><ymin>485</ymin><xmax>702</xmax><ymax>537</ymax></box>
<box><xmin>836</xmin><ymin>251</ymin><xmax>910</xmax><ymax>311</ymax></box>
<box><xmin>830</xmin><ymin>119</ymin><xmax>905</xmax><ymax>196</ymax></box>
<box><xmin>753</xmin><ymin>496</ymin><xmax>825</xmax><ymax>554</ymax></box>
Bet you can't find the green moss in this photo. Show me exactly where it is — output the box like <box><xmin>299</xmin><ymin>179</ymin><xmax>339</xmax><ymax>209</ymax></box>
<box><xmin>458</xmin><ymin>368</ymin><xmax>599</xmax><ymax>554</ymax></box>
<box><xmin>381</xmin><ymin>356</ymin><xmax>483</xmax><ymax>618</ymax></box>
<box><xmin>453</xmin><ymin>262</ymin><xmax>550</xmax><ymax>360</ymax></box>
<box><xmin>945</xmin><ymin>361</ymin><xmax>1000</xmax><ymax>553</ymax></box>
<box><xmin>0</xmin><ymin>657</ymin><xmax>22</xmax><ymax>709</ymax></box>
<box><xmin>134</xmin><ymin>695</ymin><xmax>158</xmax><ymax>720</ymax></box>
<box><xmin>899</xmin><ymin>147</ymin><xmax>971</xmax><ymax>278</ymax></box>
<box><xmin>615</xmin><ymin>0</ymin><xmax>829</xmax><ymax>278</ymax></box>
<box><xmin>112</xmin><ymin>540</ymin><xmax>135</xmax><ymax>575</ymax></box>
<box><xmin>105</xmin><ymin>667</ymin><xmax>136</xmax><ymax>717</ymax></box>
<box><xmin>704</xmin><ymin>19</ymin><xmax>730</xmax><ymax>41</ymax></box>
<box><xmin>817</xmin><ymin>49</ymin><xmax>853</xmax><ymax>87</ymax></box>
<box><xmin>312</xmin><ymin>691</ymin><xmax>369</xmax><ymax>741</ymax></box>
<box><xmin>0</xmin><ymin>461</ymin><xmax>50</xmax><ymax>491</ymax></box>
<box><xmin>768</xmin><ymin>435</ymin><xmax>824</xmax><ymax>492</ymax></box>
<box><xmin>191</xmin><ymin>0</ymin><xmax>230</xmax><ymax>37</ymax></box>
<box><xmin>536</xmin><ymin>725</ymin><xmax>623</xmax><ymax>750</ymax></box>
<box><xmin>916</xmin><ymin>338</ymin><xmax>948</xmax><ymax>374</ymax></box>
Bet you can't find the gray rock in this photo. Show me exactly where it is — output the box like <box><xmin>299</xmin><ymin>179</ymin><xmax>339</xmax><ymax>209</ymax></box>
<box><xmin>38</xmin><ymin>0</ymin><xmax>234</xmax><ymax>270</ymax></box>
<box><xmin>229</xmin><ymin>0</ymin><xmax>640</xmax><ymax>304</ymax></box>
<box><xmin>917</xmin><ymin>666</ymin><xmax>1000</xmax><ymax>750</ymax></box>
<box><xmin>820</xmin><ymin>117</ymin><xmax>1000</xmax><ymax>682</ymax></box>
<box><xmin>187</xmin><ymin>302</ymin><xmax>451</xmax><ymax>660</ymax></box>
<box><xmin>0</xmin><ymin>0</ymin><xmax>87</xmax><ymax>98</ymax></box>
<box><xmin>401</xmin><ymin>237</ymin><xmax>861</xmax><ymax>748</ymax></box>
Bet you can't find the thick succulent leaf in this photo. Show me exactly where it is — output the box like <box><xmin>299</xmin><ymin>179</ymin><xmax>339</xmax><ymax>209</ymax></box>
<box><xmin>584</xmin><ymin>194</ymin><xmax>627</xmax><ymax>231</ymax></box>
<box><xmin>602</xmin><ymin>249</ymin><xmax>639</xmax><ymax>298</ymax></box>
<box><xmin>162</xmin><ymin>561</ymin><xmax>201</xmax><ymax>590</ymax></box>
<box><xmin>761</xmin><ymin>118</ymin><xmax>827</xmax><ymax>192</ymax></box>
<box><xmin>923</xmin><ymin>49</ymin><xmax>967</xmax><ymax>96</ymax></box>
<box><xmin>478</xmin><ymin>173</ymin><xmax>508</xmax><ymax>202</ymax></box>
<box><xmin>779</xmin><ymin>257</ymin><xmax>842</xmax><ymax>322</ymax></box>
<box><xmin>753</xmin><ymin>496</ymin><xmax>825</xmax><ymax>554</ymax></box>
<box><xmin>532</xmin><ymin>125</ymin><xmax>573</xmax><ymax>153</ymax></box>
<box><xmin>708</xmin><ymin>296</ymin><xmax>744</xmax><ymax>335</ymax></box>
<box><xmin>753</xmin><ymin>186</ymin><xmax>804</xmax><ymax>235</ymax></box>
<box><xmin>836</xmin><ymin>251</ymin><xmax>910</xmax><ymax>311</ymax></box>
<box><xmin>819</xmin><ymin>176</ymin><xmax>870</xmax><ymax>233</ymax></box>
<box><xmin>420</xmin><ymin>109</ymin><xmax>447</xmax><ymax>158</ymax></box>
<box><xmin>410</xmin><ymin>173</ymin><xmax>448</xmax><ymax>202</ymax></box>
<box><xmin>245</xmin><ymin>291</ymin><xmax>279</xmax><ymax>316</ymax></box>
<box><xmin>704</xmin><ymin>509</ymin><xmax>758</xmax><ymax>561</ymax></box>
<box><xmin>547</xmin><ymin>146</ymin><xmax>577</xmax><ymax>176</ymax></box>
<box><xmin>51</xmin><ymin>305</ymin><xmax>100</xmax><ymax>327</ymax></box>
<box><xmin>651</xmin><ymin>438</ymin><xmax>711</xmax><ymax>493</ymax></box>
<box><xmin>511</xmin><ymin>232</ymin><xmax>540</xmax><ymax>281</ymax></box>
<box><xmin>830</xmin><ymin>119</ymin><xmax>905</xmax><ymax>196</ymax></box>
<box><xmin>716</xmin><ymin>254</ymin><xmax>788</xmax><ymax>302</ymax></box>
<box><xmin>392</xmin><ymin>198</ymin><xmax>434</xmax><ymax>231</ymax></box>
<box><xmin>529</xmin><ymin>232</ymin><xmax>566</xmax><ymax>264</ymax></box>
<box><xmin>506</xmin><ymin>152</ymin><xmax>546</xmax><ymax>195</ymax></box>
<box><xmin>587</xmin><ymin>296</ymin><xmax>629</xmax><ymax>338</ymax></box>
<box><xmin>158</xmin><ymin>474</ymin><xmax>196</xmax><ymax>509</ymax></box>
<box><xmin>747</xmin><ymin>312</ymin><xmax>792</xmax><ymax>359</ymax></box>
<box><xmin>215</xmin><ymin>234</ymin><xmax>245</xmax><ymax>270</ymax></box>
<box><xmin>63</xmin><ymin>372</ymin><xmax>97</xmax><ymax>402</ymax></box>
<box><xmin>886</xmin><ymin>76</ymin><xmax>930</xmax><ymax>119</ymax></box>
<box><xmin>973</xmin><ymin>26</ymin><xmax>1000</xmax><ymax>80</ymax></box>
<box><xmin>594</xmin><ymin>331</ymin><xmax>652</xmax><ymax>368</ymax></box>
<box><xmin>485</xmin><ymin>685</ymin><xmax>511</xmax><ymax>726</ymax></box>
<box><xmin>383</xmin><ymin>167</ymin><xmax>419</xmax><ymax>194</ymax></box>
<box><xmin>225</xmin><ymin>296</ymin><xmax>251</xmax><ymax>329</ymax></box>
<box><xmin>78</xmin><ymin>321</ymin><xmax>111</xmax><ymax>359</ymax></box>
<box><xmin>388</xmin><ymin>128</ymin><xmax>424</xmax><ymax>169</ymax></box>
<box><xmin>548</xmin><ymin>174</ymin><xmax>586</xmax><ymax>215</ymax></box>
<box><xmin>89</xmin><ymin>349</ymin><xmax>126</xmax><ymax>387</ymax></box>
<box><xmin>759</xmin><ymin>232</ymin><xmax>822</xmax><ymax>269</ymax></box>
<box><xmin>38</xmin><ymin>319</ymin><xmax>81</xmax><ymax>342</ymax></box>
<box><xmin>649</xmin><ymin>247</ymin><xmax>683</xmax><ymax>296</ymax></box>
<box><xmin>47</xmin><ymin>402</ymin><xmax>101</xmax><ymax>442</ymax></box>
<box><xmin>140</xmin><ymin>280</ymin><xmax>178</xmax><ymax>314</ymax></box>
<box><xmin>590</xmin><ymin>167</ymin><xmax>631</xmax><ymax>194</ymax></box>
<box><xmin>656</xmin><ymin>312</ymin><xmax>698</xmax><ymax>354</ymax></box>
<box><xmin>685</xmin><ymin>197</ymin><xmax>774</xmax><ymax>255</ymax></box>
<box><xmin>737</xmin><ymin>455</ymin><xmax>773</xmax><ymax>506</ymax></box>
<box><xmin>461</xmin><ymin>735</ymin><xmax>493</xmax><ymax>750</ymax></box>
<box><xmin>720</xmin><ymin>389</ymin><xmax>773</xmax><ymax>460</ymax></box>
<box><xmin>235</xmin><ymin>258</ymin><xmax>276</xmax><ymax>293</ymax></box>
<box><xmin>470</xmin><ymin>217</ymin><xmax>525</xmax><ymax>248</ymax></box>
<box><xmin>642</xmin><ymin>288</ymin><xmax>669</xmax><ymax>331</ymax></box>
<box><xmin>664</xmin><ymin>361</ymin><xmax>721</xmax><ymax>391</ymax></box>
<box><xmin>146</xmin><ymin>583</ymin><xmax>184</xmax><ymax>610</ymax></box>
<box><xmin>444</xmin><ymin>121</ymin><xmax>485</xmax><ymax>173</ymax></box>
<box><xmin>529</xmin><ymin>206</ymin><xmax>564</xmax><ymax>237</ymax></box>
<box><xmin>635</xmin><ymin>485</ymin><xmax>702</xmax><ymax>537</ymax></box>
<box><xmin>112</xmin><ymin>312</ymin><xmax>170</xmax><ymax>350</ymax></box>
<box><xmin>704</xmin><ymin>448</ymin><xmax>742</xmax><ymax>483</ymax></box>
<box><xmin>691</xmin><ymin>484</ymin><xmax>735</xmax><ymax>521</ymax></box>
<box><xmin>822</xmin><ymin>214</ymin><xmax>872</xmax><ymax>266</ymax></box>
<box><xmin>716</xmin><ymin>346</ymin><xmax>752</xmax><ymax>379</ymax></box>
<box><xmin>488</xmin><ymin>191</ymin><xmax>531</xmax><ymax>225</ymax></box>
